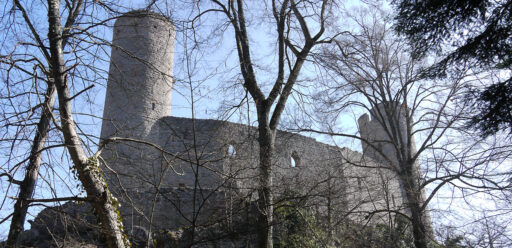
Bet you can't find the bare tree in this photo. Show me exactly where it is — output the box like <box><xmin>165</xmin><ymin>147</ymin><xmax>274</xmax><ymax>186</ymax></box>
<box><xmin>2</xmin><ymin>1</ymin><xmax>85</xmax><ymax>245</ymax></box>
<box><xmin>187</xmin><ymin>1</ymin><xmax>338</xmax><ymax>246</ymax></box>
<box><xmin>0</xmin><ymin>0</ymin><xmax>132</xmax><ymax>246</ymax></box>
<box><xmin>46</xmin><ymin>1</ymin><xmax>127</xmax><ymax>246</ymax></box>
<box><xmin>298</xmin><ymin>6</ymin><xmax>511</xmax><ymax>248</ymax></box>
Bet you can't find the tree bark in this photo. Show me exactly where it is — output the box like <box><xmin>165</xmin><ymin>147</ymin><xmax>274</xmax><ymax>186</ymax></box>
<box><xmin>5</xmin><ymin>83</ymin><xmax>56</xmax><ymax>247</ymax></box>
<box><xmin>400</xmin><ymin>164</ymin><xmax>430</xmax><ymax>248</ymax></box>
<box><xmin>46</xmin><ymin>0</ymin><xmax>127</xmax><ymax>247</ymax></box>
<box><xmin>256</xmin><ymin>119</ymin><xmax>275</xmax><ymax>248</ymax></box>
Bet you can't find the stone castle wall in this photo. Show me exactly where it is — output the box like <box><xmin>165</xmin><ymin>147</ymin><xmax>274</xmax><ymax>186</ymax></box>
<box><xmin>99</xmin><ymin>11</ymin><xmax>409</xmax><ymax>236</ymax></box>
<box><xmin>103</xmin><ymin>114</ymin><xmax>406</xmax><ymax>231</ymax></box>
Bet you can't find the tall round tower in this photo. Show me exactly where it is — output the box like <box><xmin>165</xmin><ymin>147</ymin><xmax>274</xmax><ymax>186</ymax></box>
<box><xmin>101</xmin><ymin>11</ymin><xmax>175</xmax><ymax>141</ymax></box>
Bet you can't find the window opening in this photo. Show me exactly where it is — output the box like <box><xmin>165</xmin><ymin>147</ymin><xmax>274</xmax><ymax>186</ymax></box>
<box><xmin>290</xmin><ymin>151</ymin><xmax>301</xmax><ymax>168</ymax></box>
<box><xmin>291</xmin><ymin>157</ymin><xmax>297</xmax><ymax>167</ymax></box>
<box><xmin>227</xmin><ymin>144</ymin><xmax>236</xmax><ymax>158</ymax></box>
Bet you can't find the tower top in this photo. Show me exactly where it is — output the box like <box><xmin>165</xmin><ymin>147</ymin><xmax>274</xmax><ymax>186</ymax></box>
<box><xmin>117</xmin><ymin>10</ymin><xmax>173</xmax><ymax>24</ymax></box>
<box><xmin>358</xmin><ymin>102</ymin><xmax>413</xmax><ymax>165</ymax></box>
<box><xmin>100</xmin><ymin>10</ymin><xmax>176</xmax><ymax>140</ymax></box>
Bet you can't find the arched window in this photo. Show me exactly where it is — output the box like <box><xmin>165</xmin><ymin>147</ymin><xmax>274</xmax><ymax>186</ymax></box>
<box><xmin>290</xmin><ymin>151</ymin><xmax>301</xmax><ymax>168</ymax></box>
<box><xmin>227</xmin><ymin>144</ymin><xmax>237</xmax><ymax>158</ymax></box>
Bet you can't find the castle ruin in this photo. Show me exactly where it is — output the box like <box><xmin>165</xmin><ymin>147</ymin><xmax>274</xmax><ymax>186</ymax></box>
<box><xmin>98</xmin><ymin>10</ymin><xmax>427</xmax><ymax>246</ymax></box>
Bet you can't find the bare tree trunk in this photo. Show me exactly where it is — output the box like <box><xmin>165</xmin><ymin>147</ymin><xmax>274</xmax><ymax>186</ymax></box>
<box><xmin>326</xmin><ymin>178</ymin><xmax>333</xmax><ymax>243</ymax></box>
<box><xmin>400</xmin><ymin>165</ymin><xmax>429</xmax><ymax>248</ymax></box>
<box><xmin>410</xmin><ymin>204</ymin><xmax>429</xmax><ymax>248</ymax></box>
<box><xmin>5</xmin><ymin>83</ymin><xmax>56</xmax><ymax>247</ymax></box>
<box><xmin>256</xmin><ymin>121</ymin><xmax>275</xmax><ymax>248</ymax></box>
<box><xmin>5</xmin><ymin>1</ymin><xmax>82</xmax><ymax>245</ymax></box>
<box><xmin>46</xmin><ymin>0</ymin><xmax>126</xmax><ymax>247</ymax></box>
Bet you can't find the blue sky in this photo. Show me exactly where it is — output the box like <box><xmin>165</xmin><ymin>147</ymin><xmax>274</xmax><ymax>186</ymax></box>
<box><xmin>1</xmin><ymin>0</ymin><xmax>511</xmax><ymax>244</ymax></box>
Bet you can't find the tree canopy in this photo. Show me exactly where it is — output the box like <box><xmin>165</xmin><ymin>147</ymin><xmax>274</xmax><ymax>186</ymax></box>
<box><xmin>393</xmin><ymin>0</ymin><xmax>512</xmax><ymax>137</ymax></box>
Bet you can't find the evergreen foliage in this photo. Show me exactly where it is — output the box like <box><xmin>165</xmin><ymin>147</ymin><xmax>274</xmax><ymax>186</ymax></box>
<box><xmin>393</xmin><ymin>0</ymin><xmax>512</xmax><ymax>137</ymax></box>
<box><xmin>468</xmin><ymin>80</ymin><xmax>512</xmax><ymax>137</ymax></box>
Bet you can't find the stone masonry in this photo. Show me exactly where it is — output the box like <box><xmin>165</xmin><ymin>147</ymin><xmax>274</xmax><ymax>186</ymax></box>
<box><xmin>98</xmin><ymin>10</ymin><xmax>424</xmax><ymax>244</ymax></box>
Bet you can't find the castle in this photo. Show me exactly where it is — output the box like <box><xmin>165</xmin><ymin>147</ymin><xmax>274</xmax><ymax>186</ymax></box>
<box><xmin>98</xmin><ymin>10</ymin><xmax>425</xmax><ymax>245</ymax></box>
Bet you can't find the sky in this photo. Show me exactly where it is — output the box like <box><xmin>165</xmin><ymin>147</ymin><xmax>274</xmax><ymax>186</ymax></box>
<box><xmin>0</xmin><ymin>0</ymin><xmax>373</xmax><ymax>237</ymax></box>
<box><xmin>1</xmin><ymin>0</ymin><xmax>511</xmax><ymax>245</ymax></box>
